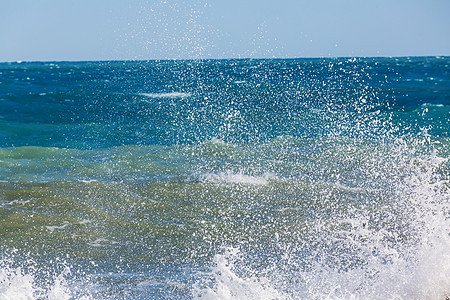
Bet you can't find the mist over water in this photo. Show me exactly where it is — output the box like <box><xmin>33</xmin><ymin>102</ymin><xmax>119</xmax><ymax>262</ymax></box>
<box><xmin>0</xmin><ymin>57</ymin><xmax>449</xmax><ymax>299</ymax></box>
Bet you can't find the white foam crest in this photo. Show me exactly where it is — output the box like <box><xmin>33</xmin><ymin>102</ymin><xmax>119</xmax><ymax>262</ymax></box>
<box><xmin>46</xmin><ymin>268</ymin><xmax>73</xmax><ymax>300</ymax></box>
<box><xmin>314</xmin><ymin>150</ymin><xmax>450</xmax><ymax>299</ymax></box>
<box><xmin>78</xmin><ymin>179</ymin><xmax>99</xmax><ymax>184</ymax></box>
<box><xmin>194</xmin><ymin>248</ymin><xmax>285</xmax><ymax>300</ymax></box>
<box><xmin>200</xmin><ymin>172</ymin><xmax>277</xmax><ymax>186</ymax></box>
<box><xmin>45</xmin><ymin>221</ymin><xmax>71</xmax><ymax>232</ymax></box>
<box><xmin>397</xmin><ymin>153</ymin><xmax>450</xmax><ymax>299</ymax></box>
<box><xmin>140</xmin><ymin>92</ymin><xmax>190</xmax><ymax>98</ymax></box>
<box><xmin>195</xmin><ymin>146</ymin><xmax>450</xmax><ymax>299</ymax></box>
<box><xmin>209</xmin><ymin>137</ymin><xmax>228</xmax><ymax>145</ymax></box>
<box><xmin>0</xmin><ymin>261</ymin><xmax>92</xmax><ymax>300</ymax></box>
<box><xmin>0</xmin><ymin>267</ymin><xmax>36</xmax><ymax>300</ymax></box>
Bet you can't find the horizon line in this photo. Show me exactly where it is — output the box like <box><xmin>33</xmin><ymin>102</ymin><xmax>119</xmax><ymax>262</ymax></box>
<box><xmin>0</xmin><ymin>55</ymin><xmax>448</xmax><ymax>64</ymax></box>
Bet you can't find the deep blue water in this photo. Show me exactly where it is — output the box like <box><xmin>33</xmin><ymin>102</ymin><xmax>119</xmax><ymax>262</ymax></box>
<box><xmin>0</xmin><ymin>57</ymin><xmax>449</xmax><ymax>299</ymax></box>
<box><xmin>1</xmin><ymin>57</ymin><xmax>448</xmax><ymax>149</ymax></box>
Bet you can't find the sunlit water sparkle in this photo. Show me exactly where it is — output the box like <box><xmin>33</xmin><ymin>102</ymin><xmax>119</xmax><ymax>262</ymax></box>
<box><xmin>0</xmin><ymin>57</ymin><xmax>449</xmax><ymax>299</ymax></box>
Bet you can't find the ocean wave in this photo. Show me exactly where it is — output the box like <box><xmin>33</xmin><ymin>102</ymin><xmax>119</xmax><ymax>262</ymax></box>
<box><xmin>195</xmin><ymin>248</ymin><xmax>285</xmax><ymax>300</ymax></box>
<box><xmin>199</xmin><ymin>172</ymin><xmax>277</xmax><ymax>185</ymax></box>
<box><xmin>0</xmin><ymin>257</ymin><xmax>92</xmax><ymax>300</ymax></box>
<box><xmin>1</xmin><ymin>58</ymin><xmax>450</xmax><ymax>298</ymax></box>
<box><xmin>194</xmin><ymin>150</ymin><xmax>450</xmax><ymax>300</ymax></box>
<box><xmin>139</xmin><ymin>92</ymin><xmax>191</xmax><ymax>98</ymax></box>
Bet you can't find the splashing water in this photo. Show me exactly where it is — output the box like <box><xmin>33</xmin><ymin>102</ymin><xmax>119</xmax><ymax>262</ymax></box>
<box><xmin>0</xmin><ymin>57</ymin><xmax>449</xmax><ymax>299</ymax></box>
<box><xmin>0</xmin><ymin>256</ymin><xmax>90</xmax><ymax>300</ymax></box>
<box><xmin>194</xmin><ymin>139</ymin><xmax>449</xmax><ymax>300</ymax></box>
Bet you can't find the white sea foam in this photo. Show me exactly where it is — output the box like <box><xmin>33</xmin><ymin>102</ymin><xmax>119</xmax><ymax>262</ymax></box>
<box><xmin>0</xmin><ymin>263</ymin><xmax>90</xmax><ymax>300</ymax></box>
<box><xmin>200</xmin><ymin>172</ymin><xmax>277</xmax><ymax>186</ymax></box>
<box><xmin>78</xmin><ymin>219</ymin><xmax>91</xmax><ymax>225</ymax></box>
<box><xmin>0</xmin><ymin>267</ymin><xmax>36</xmax><ymax>300</ymax></box>
<box><xmin>7</xmin><ymin>199</ymin><xmax>31</xmax><ymax>206</ymax></box>
<box><xmin>420</xmin><ymin>102</ymin><xmax>445</xmax><ymax>108</ymax></box>
<box><xmin>78</xmin><ymin>179</ymin><xmax>99</xmax><ymax>184</ymax></box>
<box><xmin>195</xmin><ymin>150</ymin><xmax>450</xmax><ymax>299</ymax></box>
<box><xmin>46</xmin><ymin>221</ymin><xmax>71</xmax><ymax>232</ymax></box>
<box><xmin>140</xmin><ymin>92</ymin><xmax>190</xmax><ymax>98</ymax></box>
<box><xmin>194</xmin><ymin>248</ymin><xmax>285</xmax><ymax>300</ymax></box>
<box><xmin>86</xmin><ymin>238</ymin><xmax>118</xmax><ymax>247</ymax></box>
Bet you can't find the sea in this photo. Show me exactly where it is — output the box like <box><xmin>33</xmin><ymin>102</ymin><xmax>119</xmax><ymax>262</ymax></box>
<box><xmin>0</xmin><ymin>57</ymin><xmax>449</xmax><ymax>299</ymax></box>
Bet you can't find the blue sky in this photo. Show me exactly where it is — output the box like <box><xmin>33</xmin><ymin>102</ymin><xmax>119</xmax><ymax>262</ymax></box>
<box><xmin>1</xmin><ymin>0</ymin><xmax>449</xmax><ymax>61</ymax></box>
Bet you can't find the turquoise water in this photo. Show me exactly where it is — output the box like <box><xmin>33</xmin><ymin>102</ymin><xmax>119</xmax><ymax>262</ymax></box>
<box><xmin>0</xmin><ymin>57</ymin><xmax>449</xmax><ymax>299</ymax></box>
